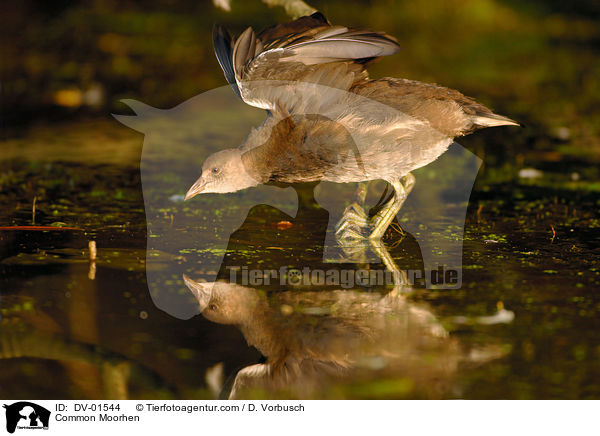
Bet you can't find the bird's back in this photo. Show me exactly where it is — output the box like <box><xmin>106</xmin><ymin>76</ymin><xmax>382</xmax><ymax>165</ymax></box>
<box><xmin>351</xmin><ymin>77</ymin><xmax>518</xmax><ymax>138</ymax></box>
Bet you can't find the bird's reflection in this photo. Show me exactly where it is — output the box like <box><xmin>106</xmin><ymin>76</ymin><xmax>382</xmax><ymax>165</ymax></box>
<box><xmin>181</xmin><ymin>191</ymin><xmax>460</xmax><ymax>398</ymax></box>
<box><xmin>181</xmin><ymin>192</ymin><xmax>511</xmax><ymax>398</ymax></box>
<box><xmin>183</xmin><ymin>277</ymin><xmax>460</xmax><ymax>399</ymax></box>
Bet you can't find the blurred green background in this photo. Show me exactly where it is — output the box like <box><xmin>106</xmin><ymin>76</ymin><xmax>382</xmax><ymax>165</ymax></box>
<box><xmin>3</xmin><ymin>0</ymin><xmax>600</xmax><ymax>150</ymax></box>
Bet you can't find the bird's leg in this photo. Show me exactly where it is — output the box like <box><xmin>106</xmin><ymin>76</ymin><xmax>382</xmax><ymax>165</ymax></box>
<box><xmin>369</xmin><ymin>173</ymin><xmax>415</xmax><ymax>240</ymax></box>
<box><xmin>335</xmin><ymin>182</ymin><xmax>369</xmax><ymax>243</ymax></box>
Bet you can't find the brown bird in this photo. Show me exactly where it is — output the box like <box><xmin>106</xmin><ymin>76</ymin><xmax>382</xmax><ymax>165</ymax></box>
<box><xmin>185</xmin><ymin>12</ymin><xmax>518</xmax><ymax>240</ymax></box>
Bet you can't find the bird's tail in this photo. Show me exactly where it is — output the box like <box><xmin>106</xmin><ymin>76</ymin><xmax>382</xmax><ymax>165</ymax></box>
<box><xmin>472</xmin><ymin>111</ymin><xmax>520</xmax><ymax>128</ymax></box>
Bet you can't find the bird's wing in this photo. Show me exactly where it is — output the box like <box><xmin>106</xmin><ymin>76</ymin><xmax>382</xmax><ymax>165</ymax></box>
<box><xmin>256</xmin><ymin>11</ymin><xmax>331</xmax><ymax>49</ymax></box>
<box><xmin>216</xmin><ymin>13</ymin><xmax>400</xmax><ymax>115</ymax></box>
<box><xmin>212</xmin><ymin>14</ymin><xmax>335</xmax><ymax>102</ymax></box>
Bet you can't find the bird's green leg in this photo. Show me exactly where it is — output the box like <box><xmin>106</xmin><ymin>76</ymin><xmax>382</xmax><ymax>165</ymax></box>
<box><xmin>369</xmin><ymin>173</ymin><xmax>415</xmax><ymax>240</ymax></box>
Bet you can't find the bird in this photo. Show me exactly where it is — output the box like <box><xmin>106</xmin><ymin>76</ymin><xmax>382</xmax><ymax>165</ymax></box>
<box><xmin>182</xmin><ymin>276</ymin><xmax>458</xmax><ymax>399</ymax></box>
<box><xmin>184</xmin><ymin>12</ymin><xmax>518</xmax><ymax>241</ymax></box>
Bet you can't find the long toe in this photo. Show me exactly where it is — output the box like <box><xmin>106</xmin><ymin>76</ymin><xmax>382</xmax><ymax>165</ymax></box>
<box><xmin>335</xmin><ymin>202</ymin><xmax>369</xmax><ymax>236</ymax></box>
<box><xmin>336</xmin><ymin>222</ymin><xmax>366</xmax><ymax>243</ymax></box>
<box><xmin>337</xmin><ymin>224</ymin><xmax>371</xmax><ymax>261</ymax></box>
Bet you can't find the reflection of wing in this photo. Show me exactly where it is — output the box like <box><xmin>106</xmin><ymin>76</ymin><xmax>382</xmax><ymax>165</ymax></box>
<box><xmin>212</xmin><ymin>12</ymin><xmax>400</xmax><ymax>112</ymax></box>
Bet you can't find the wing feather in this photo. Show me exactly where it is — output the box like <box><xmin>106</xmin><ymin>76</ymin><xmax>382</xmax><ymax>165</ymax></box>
<box><xmin>232</xmin><ymin>27</ymin><xmax>257</xmax><ymax>77</ymax></box>
<box><xmin>212</xmin><ymin>24</ymin><xmax>241</xmax><ymax>99</ymax></box>
<box><xmin>226</xmin><ymin>16</ymin><xmax>400</xmax><ymax>114</ymax></box>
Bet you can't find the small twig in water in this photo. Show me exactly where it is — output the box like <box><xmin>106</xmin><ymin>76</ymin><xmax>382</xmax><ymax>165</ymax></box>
<box><xmin>32</xmin><ymin>196</ymin><xmax>37</xmax><ymax>225</ymax></box>
<box><xmin>386</xmin><ymin>222</ymin><xmax>406</xmax><ymax>248</ymax></box>
<box><xmin>88</xmin><ymin>240</ymin><xmax>97</xmax><ymax>280</ymax></box>
<box><xmin>89</xmin><ymin>240</ymin><xmax>97</xmax><ymax>261</ymax></box>
<box><xmin>550</xmin><ymin>225</ymin><xmax>556</xmax><ymax>243</ymax></box>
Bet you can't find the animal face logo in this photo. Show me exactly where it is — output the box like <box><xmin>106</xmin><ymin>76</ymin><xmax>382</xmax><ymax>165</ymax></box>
<box><xmin>114</xmin><ymin>83</ymin><xmax>480</xmax><ymax>320</ymax></box>
<box><xmin>3</xmin><ymin>402</ymin><xmax>50</xmax><ymax>434</ymax></box>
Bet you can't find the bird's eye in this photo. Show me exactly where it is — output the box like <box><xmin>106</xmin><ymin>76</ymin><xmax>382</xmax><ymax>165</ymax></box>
<box><xmin>212</xmin><ymin>167</ymin><xmax>220</xmax><ymax>174</ymax></box>
<box><xmin>208</xmin><ymin>304</ymin><xmax>217</xmax><ymax>311</ymax></box>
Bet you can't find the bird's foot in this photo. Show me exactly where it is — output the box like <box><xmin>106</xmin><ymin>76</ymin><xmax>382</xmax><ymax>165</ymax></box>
<box><xmin>335</xmin><ymin>202</ymin><xmax>369</xmax><ymax>243</ymax></box>
<box><xmin>334</xmin><ymin>202</ymin><xmax>371</xmax><ymax>260</ymax></box>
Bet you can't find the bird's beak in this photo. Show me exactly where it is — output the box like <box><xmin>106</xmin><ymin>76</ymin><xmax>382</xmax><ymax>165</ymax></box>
<box><xmin>184</xmin><ymin>175</ymin><xmax>206</xmax><ymax>201</ymax></box>
<box><xmin>182</xmin><ymin>274</ymin><xmax>212</xmax><ymax>312</ymax></box>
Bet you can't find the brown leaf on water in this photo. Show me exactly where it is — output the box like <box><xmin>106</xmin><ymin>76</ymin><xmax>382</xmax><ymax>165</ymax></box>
<box><xmin>276</xmin><ymin>220</ymin><xmax>293</xmax><ymax>230</ymax></box>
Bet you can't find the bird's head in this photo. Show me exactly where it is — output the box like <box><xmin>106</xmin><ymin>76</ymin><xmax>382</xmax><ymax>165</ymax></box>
<box><xmin>184</xmin><ymin>148</ymin><xmax>258</xmax><ymax>199</ymax></box>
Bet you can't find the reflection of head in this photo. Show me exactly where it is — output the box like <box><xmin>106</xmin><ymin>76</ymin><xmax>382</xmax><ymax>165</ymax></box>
<box><xmin>182</xmin><ymin>276</ymin><xmax>258</xmax><ymax>324</ymax></box>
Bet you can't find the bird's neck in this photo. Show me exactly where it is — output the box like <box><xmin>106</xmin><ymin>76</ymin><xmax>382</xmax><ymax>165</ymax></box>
<box><xmin>240</xmin><ymin>146</ymin><xmax>273</xmax><ymax>184</ymax></box>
